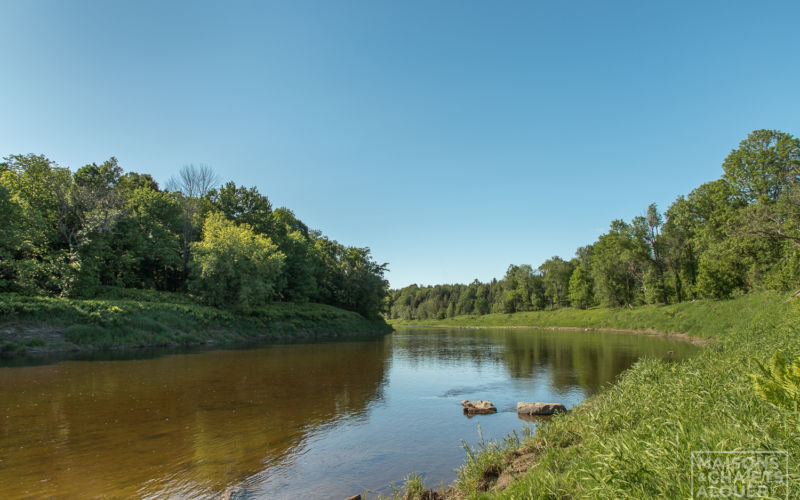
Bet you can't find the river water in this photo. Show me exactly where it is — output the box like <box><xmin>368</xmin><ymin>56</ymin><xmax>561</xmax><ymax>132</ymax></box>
<box><xmin>0</xmin><ymin>327</ymin><xmax>696</xmax><ymax>499</ymax></box>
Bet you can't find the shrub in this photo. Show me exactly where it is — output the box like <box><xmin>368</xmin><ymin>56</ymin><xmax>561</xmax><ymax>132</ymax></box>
<box><xmin>189</xmin><ymin>212</ymin><xmax>285</xmax><ymax>310</ymax></box>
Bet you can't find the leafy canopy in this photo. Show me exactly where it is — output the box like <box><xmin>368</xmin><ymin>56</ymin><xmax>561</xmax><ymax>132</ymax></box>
<box><xmin>190</xmin><ymin>212</ymin><xmax>285</xmax><ymax>309</ymax></box>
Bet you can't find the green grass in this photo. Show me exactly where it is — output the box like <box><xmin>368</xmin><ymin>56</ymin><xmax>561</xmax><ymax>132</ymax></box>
<box><xmin>388</xmin><ymin>291</ymin><xmax>783</xmax><ymax>340</ymax></box>
<box><xmin>0</xmin><ymin>288</ymin><xmax>391</xmax><ymax>355</ymax></box>
<box><xmin>396</xmin><ymin>292</ymin><xmax>800</xmax><ymax>499</ymax></box>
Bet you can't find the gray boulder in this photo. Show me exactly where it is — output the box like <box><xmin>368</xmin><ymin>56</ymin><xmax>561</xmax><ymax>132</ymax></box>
<box><xmin>516</xmin><ymin>402</ymin><xmax>566</xmax><ymax>415</ymax></box>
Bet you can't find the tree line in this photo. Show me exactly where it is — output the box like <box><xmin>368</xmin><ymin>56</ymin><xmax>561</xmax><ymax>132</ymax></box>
<box><xmin>388</xmin><ymin>129</ymin><xmax>800</xmax><ymax>320</ymax></box>
<box><xmin>0</xmin><ymin>157</ymin><xmax>388</xmax><ymax>318</ymax></box>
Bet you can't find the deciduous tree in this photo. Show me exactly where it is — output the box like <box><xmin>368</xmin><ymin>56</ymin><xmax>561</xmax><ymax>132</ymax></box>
<box><xmin>189</xmin><ymin>212</ymin><xmax>285</xmax><ymax>309</ymax></box>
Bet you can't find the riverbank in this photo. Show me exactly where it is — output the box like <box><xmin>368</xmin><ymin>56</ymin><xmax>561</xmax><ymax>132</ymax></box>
<box><xmin>393</xmin><ymin>292</ymin><xmax>800</xmax><ymax>499</ymax></box>
<box><xmin>0</xmin><ymin>289</ymin><xmax>391</xmax><ymax>357</ymax></box>
<box><xmin>395</xmin><ymin>324</ymin><xmax>709</xmax><ymax>347</ymax></box>
<box><xmin>388</xmin><ymin>292</ymin><xmax>780</xmax><ymax>339</ymax></box>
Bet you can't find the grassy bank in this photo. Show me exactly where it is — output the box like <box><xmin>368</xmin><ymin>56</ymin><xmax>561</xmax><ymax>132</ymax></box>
<box><xmin>395</xmin><ymin>292</ymin><xmax>800</xmax><ymax>499</ymax></box>
<box><xmin>389</xmin><ymin>292</ymin><xmax>784</xmax><ymax>340</ymax></box>
<box><xmin>0</xmin><ymin>288</ymin><xmax>391</xmax><ymax>357</ymax></box>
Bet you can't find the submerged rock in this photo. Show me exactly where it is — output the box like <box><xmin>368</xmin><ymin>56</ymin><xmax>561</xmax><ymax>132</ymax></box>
<box><xmin>218</xmin><ymin>486</ymin><xmax>244</xmax><ymax>500</ymax></box>
<box><xmin>516</xmin><ymin>402</ymin><xmax>566</xmax><ymax>415</ymax></box>
<box><xmin>461</xmin><ymin>400</ymin><xmax>497</xmax><ymax>414</ymax></box>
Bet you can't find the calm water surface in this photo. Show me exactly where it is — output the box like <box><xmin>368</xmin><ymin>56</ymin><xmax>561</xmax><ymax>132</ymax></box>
<box><xmin>0</xmin><ymin>327</ymin><xmax>697</xmax><ymax>499</ymax></box>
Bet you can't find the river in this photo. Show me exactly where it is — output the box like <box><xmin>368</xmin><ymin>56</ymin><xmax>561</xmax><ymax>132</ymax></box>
<box><xmin>0</xmin><ymin>327</ymin><xmax>697</xmax><ymax>499</ymax></box>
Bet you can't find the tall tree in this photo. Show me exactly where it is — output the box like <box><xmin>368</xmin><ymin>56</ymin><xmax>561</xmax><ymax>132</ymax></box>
<box><xmin>722</xmin><ymin>129</ymin><xmax>800</xmax><ymax>204</ymax></box>
<box><xmin>633</xmin><ymin>204</ymin><xmax>668</xmax><ymax>304</ymax></box>
<box><xmin>538</xmin><ymin>256</ymin><xmax>574</xmax><ymax>308</ymax></box>
<box><xmin>207</xmin><ymin>182</ymin><xmax>273</xmax><ymax>235</ymax></box>
<box><xmin>662</xmin><ymin>197</ymin><xmax>697</xmax><ymax>302</ymax></box>
<box><xmin>0</xmin><ymin>180</ymin><xmax>22</xmax><ymax>290</ymax></box>
<box><xmin>1</xmin><ymin>154</ymin><xmax>77</xmax><ymax>293</ymax></box>
<box><xmin>568</xmin><ymin>263</ymin><xmax>594</xmax><ymax>309</ymax></box>
<box><xmin>731</xmin><ymin>131</ymin><xmax>800</xmax><ymax>264</ymax></box>
<box><xmin>591</xmin><ymin>220</ymin><xmax>650</xmax><ymax>307</ymax></box>
<box><xmin>167</xmin><ymin>164</ymin><xmax>219</xmax><ymax>198</ymax></box>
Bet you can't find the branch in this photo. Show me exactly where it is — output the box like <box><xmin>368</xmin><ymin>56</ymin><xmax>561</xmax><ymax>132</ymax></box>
<box><xmin>784</xmin><ymin>289</ymin><xmax>800</xmax><ymax>303</ymax></box>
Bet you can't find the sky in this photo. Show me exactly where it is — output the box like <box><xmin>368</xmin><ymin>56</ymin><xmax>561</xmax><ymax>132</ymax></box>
<box><xmin>1</xmin><ymin>1</ymin><xmax>799</xmax><ymax>288</ymax></box>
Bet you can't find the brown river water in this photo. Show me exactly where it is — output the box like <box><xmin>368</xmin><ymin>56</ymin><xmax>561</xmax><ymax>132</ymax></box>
<box><xmin>0</xmin><ymin>327</ymin><xmax>697</xmax><ymax>499</ymax></box>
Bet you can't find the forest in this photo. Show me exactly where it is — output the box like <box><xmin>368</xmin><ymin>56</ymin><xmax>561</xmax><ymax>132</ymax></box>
<box><xmin>0</xmin><ymin>156</ymin><xmax>388</xmax><ymax>319</ymax></box>
<box><xmin>388</xmin><ymin>129</ymin><xmax>800</xmax><ymax>320</ymax></box>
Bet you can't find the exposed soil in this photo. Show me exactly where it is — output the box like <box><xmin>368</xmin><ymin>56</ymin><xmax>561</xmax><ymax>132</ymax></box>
<box><xmin>0</xmin><ymin>320</ymin><xmax>390</xmax><ymax>358</ymax></box>
<box><xmin>0</xmin><ymin>321</ymin><xmax>66</xmax><ymax>344</ymax></box>
<box><xmin>491</xmin><ymin>446</ymin><xmax>542</xmax><ymax>492</ymax></box>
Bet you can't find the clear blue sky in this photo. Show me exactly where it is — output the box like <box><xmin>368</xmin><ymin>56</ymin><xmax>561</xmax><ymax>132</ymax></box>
<box><xmin>1</xmin><ymin>1</ymin><xmax>798</xmax><ymax>288</ymax></box>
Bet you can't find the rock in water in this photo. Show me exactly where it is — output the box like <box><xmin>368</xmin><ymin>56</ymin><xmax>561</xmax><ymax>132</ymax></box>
<box><xmin>461</xmin><ymin>400</ymin><xmax>497</xmax><ymax>414</ymax></box>
<box><xmin>218</xmin><ymin>487</ymin><xmax>244</xmax><ymax>500</ymax></box>
<box><xmin>516</xmin><ymin>402</ymin><xmax>566</xmax><ymax>415</ymax></box>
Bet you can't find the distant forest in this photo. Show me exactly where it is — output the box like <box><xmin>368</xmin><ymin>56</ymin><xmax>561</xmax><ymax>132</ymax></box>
<box><xmin>388</xmin><ymin>129</ymin><xmax>800</xmax><ymax>320</ymax></box>
<box><xmin>0</xmin><ymin>158</ymin><xmax>388</xmax><ymax>318</ymax></box>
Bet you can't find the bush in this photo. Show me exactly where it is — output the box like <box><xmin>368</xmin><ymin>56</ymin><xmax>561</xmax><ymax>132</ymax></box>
<box><xmin>189</xmin><ymin>212</ymin><xmax>285</xmax><ymax>310</ymax></box>
<box><xmin>696</xmin><ymin>242</ymin><xmax>746</xmax><ymax>298</ymax></box>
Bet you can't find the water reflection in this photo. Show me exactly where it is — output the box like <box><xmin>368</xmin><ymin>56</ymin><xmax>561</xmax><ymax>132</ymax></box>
<box><xmin>391</xmin><ymin>328</ymin><xmax>694</xmax><ymax>395</ymax></box>
<box><xmin>0</xmin><ymin>328</ymin><xmax>696</xmax><ymax>499</ymax></box>
<box><xmin>0</xmin><ymin>339</ymin><xmax>390</xmax><ymax>499</ymax></box>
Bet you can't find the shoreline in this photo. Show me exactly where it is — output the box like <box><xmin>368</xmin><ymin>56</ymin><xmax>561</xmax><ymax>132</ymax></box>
<box><xmin>387</xmin><ymin>292</ymin><xmax>798</xmax><ymax>498</ymax></box>
<box><xmin>0</xmin><ymin>320</ymin><xmax>391</xmax><ymax>359</ymax></box>
<box><xmin>394</xmin><ymin>323</ymin><xmax>711</xmax><ymax>346</ymax></box>
<box><xmin>0</xmin><ymin>293</ymin><xmax>391</xmax><ymax>359</ymax></box>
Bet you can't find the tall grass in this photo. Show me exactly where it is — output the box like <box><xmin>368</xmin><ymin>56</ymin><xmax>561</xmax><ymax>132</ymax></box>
<box><xmin>441</xmin><ymin>293</ymin><xmax>800</xmax><ymax>499</ymax></box>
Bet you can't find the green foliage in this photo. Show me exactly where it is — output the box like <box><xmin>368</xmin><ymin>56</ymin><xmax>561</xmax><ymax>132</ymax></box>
<box><xmin>332</xmin><ymin>246</ymin><xmax>389</xmax><ymax>319</ymax></box>
<box><xmin>393</xmin><ymin>291</ymin><xmax>783</xmax><ymax>339</ymax></box>
<box><xmin>642</xmin><ymin>267</ymin><xmax>667</xmax><ymax>305</ymax></box>
<box><xmin>591</xmin><ymin>220</ymin><xmax>650</xmax><ymax>307</ymax></box>
<box><xmin>189</xmin><ymin>212</ymin><xmax>285</xmax><ymax>310</ymax></box>
<box><xmin>312</xmin><ymin>236</ymin><xmax>389</xmax><ymax>319</ymax></box>
<box><xmin>0</xmin><ymin>292</ymin><xmax>390</xmax><ymax>353</ymax></box>
<box><xmin>502</xmin><ymin>288</ymin><xmax>525</xmax><ymax>314</ymax></box>
<box><xmin>767</xmin><ymin>243</ymin><xmax>800</xmax><ymax>291</ymax></box>
<box><xmin>0</xmin><ymin>152</ymin><xmax>389</xmax><ymax>318</ymax></box>
<box><xmin>722</xmin><ymin>129</ymin><xmax>800</xmax><ymax>204</ymax></box>
<box><xmin>207</xmin><ymin>181</ymin><xmax>274</xmax><ymax>235</ymax></box>
<box><xmin>568</xmin><ymin>263</ymin><xmax>594</xmax><ymax>309</ymax></box>
<box><xmin>538</xmin><ymin>256</ymin><xmax>574</xmax><ymax>308</ymax></box>
<box><xmin>500</xmin><ymin>264</ymin><xmax>540</xmax><ymax>312</ymax></box>
<box><xmin>116</xmin><ymin>187</ymin><xmax>184</xmax><ymax>289</ymax></box>
<box><xmin>399</xmin><ymin>473</ymin><xmax>428</xmax><ymax>500</ymax></box>
<box><xmin>696</xmin><ymin>240</ymin><xmax>746</xmax><ymax>299</ymax></box>
<box><xmin>474</xmin><ymin>296</ymin><xmax>490</xmax><ymax>315</ymax></box>
<box><xmin>275</xmin><ymin>229</ymin><xmax>320</xmax><ymax>302</ymax></box>
<box><xmin>0</xmin><ymin>180</ymin><xmax>22</xmax><ymax>290</ymax></box>
<box><xmin>456</xmin><ymin>427</ymin><xmax>529</xmax><ymax>495</ymax></box>
<box><xmin>4</xmin><ymin>128</ymin><xmax>800</xmax><ymax>336</ymax></box>
<box><xmin>751</xmin><ymin>351</ymin><xmax>800</xmax><ymax>412</ymax></box>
